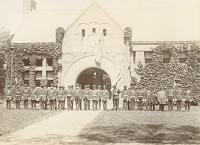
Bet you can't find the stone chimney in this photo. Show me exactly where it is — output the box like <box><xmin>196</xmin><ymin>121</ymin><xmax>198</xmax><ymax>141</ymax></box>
<box><xmin>23</xmin><ymin>0</ymin><xmax>36</xmax><ymax>14</ymax></box>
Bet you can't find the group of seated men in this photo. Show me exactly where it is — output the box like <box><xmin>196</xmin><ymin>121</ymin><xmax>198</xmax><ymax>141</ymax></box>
<box><xmin>4</xmin><ymin>83</ymin><xmax>193</xmax><ymax>112</ymax></box>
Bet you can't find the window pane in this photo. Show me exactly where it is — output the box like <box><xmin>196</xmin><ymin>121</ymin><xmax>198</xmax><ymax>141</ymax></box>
<box><xmin>47</xmin><ymin>80</ymin><xmax>54</xmax><ymax>87</ymax></box>
<box><xmin>23</xmin><ymin>71</ymin><xmax>29</xmax><ymax>80</ymax></box>
<box><xmin>144</xmin><ymin>51</ymin><xmax>153</xmax><ymax>59</ymax></box>
<box><xmin>82</xmin><ymin>29</ymin><xmax>85</xmax><ymax>37</ymax></box>
<box><xmin>23</xmin><ymin>59</ymin><xmax>30</xmax><ymax>66</ymax></box>
<box><xmin>92</xmin><ymin>28</ymin><xmax>96</xmax><ymax>34</ymax></box>
<box><xmin>35</xmin><ymin>71</ymin><xmax>42</xmax><ymax>79</ymax></box>
<box><xmin>47</xmin><ymin>71</ymin><xmax>53</xmax><ymax>79</ymax></box>
<box><xmin>46</xmin><ymin>58</ymin><xmax>53</xmax><ymax>66</ymax></box>
<box><xmin>36</xmin><ymin>59</ymin><xmax>42</xmax><ymax>66</ymax></box>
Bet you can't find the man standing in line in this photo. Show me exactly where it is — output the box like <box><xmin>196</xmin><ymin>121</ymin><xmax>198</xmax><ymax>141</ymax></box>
<box><xmin>137</xmin><ymin>86</ymin><xmax>145</xmax><ymax>111</ymax></box>
<box><xmin>129</xmin><ymin>86</ymin><xmax>137</xmax><ymax>110</ymax></box>
<box><xmin>47</xmin><ymin>84</ymin><xmax>56</xmax><ymax>110</ymax></box>
<box><xmin>75</xmin><ymin>84</ymin><xmax>82</xmax><ymax>111</ymax></box>
<box><xmin>5</xmin><ymin>86</ymin><xmax>13</xmax><ymax>109</ymax></box>
<box><xmin>121</xmin><ymin>85</ymin><xmax>129</xmax><ymax>111</ymax></box>
<box><xmin>150</xmin><ymin>90</ymin><xmax>157</xmax><ymax>111</ymax></box>
<box><xmin>22</xmin><ymin>84</ymin><xmax>30</xmax><ymax>110</ymax></box>
<box><xmin>183</xmin><ymin>86</ymin><xmax>193</xmax><ymax>112</ymax></box>
<box><xmin>30</xmin><ymin>85</ymin><xmax>38</xmax><ymax>110</ymax></box>
<box><xmin>66</xmin><ymin>85</ymin><xmax>72</xmax><ymax>110</ymax></box>
<box><xmin>175</xmin><ymin>84</ymin><xmax>184</xmax><ymax>112</ymax></box>
<box><xmin>87</xmin><ymin>85</ymin><xmax>91</xmax><ymax>110</ymax></box>
<box><xmin>39</xmin><ymin>86</ymin><xmax>47</xmax><ymax>110</ymax></box>
<box><xmin>101</xmin><ymin>85</ymin><xmax>109</xmax><ymax>111</ymax></box>
<box><xmin>54</xmin><ymin>85</ymin><xmax>58</xmax><ymax>110</ymax></box>
<box><xmin>166</xmin><ymin>86</ymin><xmax>175</xmax><ymax>111</ymax></box>
<box><xmin>145</xmin><ymin>87</ymin><xmax>152</xmax><ymax>111</ymax></box>
<box><xmin>97</xmin><ymin>85</ymin><xmax>102</xmax><ymax>110</ymax></box>
<box><xmin>82</xmin><ymin>85</ymin><xmax>89</xmax><ymax>111</ymax></box>
<box><xmin>56</xmin><ymin>86</ymin><xmax>64</xmax><ymax>110</ymax></box>
<box><xmin>70</xmin><ymin>85</ymin><xmax>75</xmax><ymax>110</ymax></box>
<box><xmin>111</xmin><ymin>85</ymin><xmax>120</xmax><ymax>111</ymax></box>
<box><xmin>91</xmin><ymin>85</ymin><xmax>98</xmax><ymax>111</ymax></box>
<box><xmin>15</xmin><ymin>86</ymin><xmax>22</xmax><ymax>110</ymax></box>
<box><xmin>157</xmin><ymin>86</ymin><xmax>167</xmax><ymax>111</ymax></box>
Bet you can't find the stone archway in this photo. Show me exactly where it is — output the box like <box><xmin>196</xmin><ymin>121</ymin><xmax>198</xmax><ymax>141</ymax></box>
<box><xmin>61</xmin><ymin>54</ymin><xmax>125</xmax><ymax>88</ymax></box>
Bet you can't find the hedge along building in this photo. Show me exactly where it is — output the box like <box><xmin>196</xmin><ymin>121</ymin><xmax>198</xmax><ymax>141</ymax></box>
<box><xmin>8</xmin><ymin>0</ymin><xmax>200</xmax><ymax>89</ymax></box>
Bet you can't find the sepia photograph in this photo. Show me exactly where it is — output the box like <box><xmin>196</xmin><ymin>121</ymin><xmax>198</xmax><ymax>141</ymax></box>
<box><xmin>0</xmin><ymin>0</ymin><xmax>200</xmax><ymax>144</ymax></box>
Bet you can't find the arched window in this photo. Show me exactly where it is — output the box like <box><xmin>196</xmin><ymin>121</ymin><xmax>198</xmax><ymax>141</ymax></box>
<box><xmin>103</xmin><ymin>29</ymin><xmax>107</xmax><ymax>36</ymax></box>
<box><xmin>92</xmin><ymin>28</ymin><xmax>96</xmax><ymax>34</ymax></box>
<box><xmin>82</xmin><ymin>29</ymin><xmax>85</xmax><ymax>37</ymax></box>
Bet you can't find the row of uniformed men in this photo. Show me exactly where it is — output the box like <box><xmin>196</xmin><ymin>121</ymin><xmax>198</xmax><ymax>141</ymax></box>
<box><xmin>117</xmin><ymin>84</ymin><xmax>193</xmax><ymax>112</ymax></box>
<box><xmin>5</xmin><ymin>84</ymin><xmax>109</xmax><ymax>111</ymax></box>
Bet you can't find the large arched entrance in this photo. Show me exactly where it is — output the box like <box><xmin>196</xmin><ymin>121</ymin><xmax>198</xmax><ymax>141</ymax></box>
<box><xmin>76</xmin><ymin>67</ymin><xmax>111</xmax><ymax>90</ymax></box>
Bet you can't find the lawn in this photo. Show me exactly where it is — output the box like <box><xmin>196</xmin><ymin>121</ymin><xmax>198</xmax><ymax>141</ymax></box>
<box><xmin>78</xmin><ymin>107</ymin><xmax>200</xmax><ymax>144</ymax></box>
<box><xmin>0</xmin><ymin>101</ymin><xmax>61</xmax><ymax>137</ymax></box>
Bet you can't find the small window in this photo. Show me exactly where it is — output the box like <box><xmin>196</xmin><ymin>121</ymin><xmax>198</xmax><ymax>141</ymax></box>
<box><xmin>23</xmin><ymin>71</ymin><xmax>29</xmax><ymax>80</ymax></box>
<box><xmin>103</xmin><ymin>29</ymin><xmax>106</xmax><ymax>36</ymax></box>
<box><xmin>92</xmin><ymin>28</ymin><xmax>96</xmax><ymax>34</ymax></box>
<box><xmin>163</xmin><ymin>58</ymin><xmax>170</xmax><ymax>63</ymax></box>
<box><xmin>46</xmin><ymin>58</ymin><xmax>53</xmax><ymax>66</ymax></box>
<box><xmin>82</xmin><ymin>29</ymin><xmax>85</xmax><ymax>37</ymax></box>
<box><xmin>47</xmin><ymin>80</ymin><xmax>54</xmax><ymax>87</ymax></box>
<box><xmin>47</xmin><ymin>71</ymin><xmax>53</xmax><ymax>79</ymax></box>
<box><xmin>145</xmin><ymin>59</ymin><xmax>152</xmax><ymax>64</ymax></box>
<box><xmin>35</xmin><ymin>71</ymin><xmax>42</xmax><ymax>80</ymax></box>
<box><xmin>180</xmin><ymin>58</ymin><xmax>187</xmax><ymax>63</ymax></box>
<box><xmin>36</xmin><ymin>59</ymin><xmax>42</xmax><ymax>67</ymax></box>
<box><xmin>35</xmin><ymin>80</ymin><xmax>40</xmax><ymax>87</ymax></box>
<box><xmin>23</xmin><ymin>59</ymin><xmax>30</xmax><ymax>66</ymax></box>
<box><xmin>23</xmin><ymin>80</ymin><xmax>29</xmax><ymax>86</ymax></box>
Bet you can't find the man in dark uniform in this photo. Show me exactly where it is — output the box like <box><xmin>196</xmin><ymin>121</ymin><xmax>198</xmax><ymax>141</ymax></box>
<box><xmin>39</xmin><ymin>86</ymin><xmax>47</xmax><ymax>110</ymax></box>
<box><xmin>183</xmin><ymin>86</ymin><xmax>193</xmax><ymax>112</ymax></box>
<box><xmin>15</xmin><ymin>86</ymin><xmax>22</xmax><ymax>110</ymax></box>
<box><xmin>5</xmin><ymin>86</ymin><xmax>13</xmax><ymax>109</ymax></box>
<box><xmin>54</xmin><ymin>85</ymin><xmax>58</xmax><ymax>110</ymax></box>
<box><xmin>145</xmin><ymin>88</ymin><xmax>152</xmax><ymax>111</ymax></box>
<box><xmin>91</xmin><ymin>85</ymin><xmax>98</xmax><ymax>111</ymax></box>
<box><xmin>56</xmin><ymin>86</ymin><xmax>64</xmax><ymax>110</ymax></box>
<box><xmin>22</xmin><ymin>84</ymin><xmax>30</xmax><ymax>110</ymax></box>
<box><xmin>157</xmin><ymin>86</ymin><xmax>167</xmax><ymax>111</ymax></box>
<box><xmin>130</xmin><ymin>86</ymin><xmax>137</xmax><ymax>110</ymax></box>
<box><xmin>87</xmin><ymin>85</ymin><xmax>91</xmax><ymax>110</ymax></box>
<box><xmin>82</xmin><ymin>85</ymin><xmax>89</xmax><ymax>110</ymax></box>
<box><xmin>75</xmin><ymin>84</ymin><xmax>82</xmax><ymax>110</ymax></box>
<box><xmin>47</xmin><ymin>84</ymin><xmax>56</xmax><ymax>110</ymax></box>
<box><xmin>175</xmin><ymin>84</ymin><xmax>184</xmax><ymax>112</ymax></box>
<box><xmin>30</xmin><ymin>86</ymin><xmax>38</xmax><ymax>110</ymax></box>
<box><xmin>70</xmin><ymin>85</ymin><xmax>75</xmax><ymax>110</ymax></box>
<box><xmin>111</xmin><ymin>85</ymin><xmax>120</xmax><ymax>111</ymax></box>
<box><xmin>66</xmin><ymin>85</ymin><xmax>72</xmax><ymax>110</ymax></box>
<box><xmin>137</xmin><ymin>86</ymin><xmax>145</xmax><ymax>111</ymax></box>
<box><xmin>166</xmin><ymin>86</ymin><xmax>175</xmax><ymax>111</ymax></box>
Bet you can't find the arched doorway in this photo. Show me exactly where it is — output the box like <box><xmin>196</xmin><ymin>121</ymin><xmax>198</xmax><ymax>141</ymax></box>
<box><xmin>76</xmin><ymin>67</ymin><xmax>111</xmax><ymax>91</ymax></box>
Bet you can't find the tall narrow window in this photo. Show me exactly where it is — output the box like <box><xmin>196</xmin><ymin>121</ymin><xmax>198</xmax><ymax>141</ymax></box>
<box><xmin>82</xmin><ymin>29</ymin><xmax>85</xmax><ymax>37</ymax></box>
<box><xmin>92</xmin><ymin>28</ymin><xmax>96</xmax><ymax>34</ymax></box>
<box><xmin>103</xmin><ymin>29</ymin><xmax>107</xmax><ymax>36</ymax></box>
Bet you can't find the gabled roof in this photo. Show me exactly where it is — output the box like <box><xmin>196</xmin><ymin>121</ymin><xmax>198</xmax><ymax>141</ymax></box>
<box><xmin>12</xmin><ymin>1</ymin><xmax>200</xmax><ymax>43</ymax></box>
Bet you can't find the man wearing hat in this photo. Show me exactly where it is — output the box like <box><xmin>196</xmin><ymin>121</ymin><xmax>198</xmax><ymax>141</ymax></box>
<box><xmin>97</xmin><ymin>85</ymin><xmax>102</xmax><ymax>110</ymax></box>
<box><xmin>101</xmin><ymin>85</ymin><xmax>109</xmax><ymax>111</ymax></box>
<box><xmin>87</xmin><ymin>85</ymin><xmax>92</xmax><ymax>110</ymax></box>
<box><xmin>70</xmin><ymin>85</ymin><xmax>75</xmax><ymax>110</ymax></box>
<box><xmin>166</xmin><ymin>86</ymin><xmax>175</xmax><ymax>111</ymax></box>
<box><xmin>22</xmin><ymin>84</ymin><xmax>30</xmax><ymax>110</ymax></box>
<box><xmin>56</xmin><ymin>86</ymin><xmax>65</xmax><ymax>110</ymax></box>
<box><xmin>157</xmin><ymin>86</ymin><xmax>167</xmax><ymax>111</ymax></box>
<box><xmin>30</xmin><ymin>85</ymin><xmax>38</xmax><ymax>110</ymax></box>
<box><xmin>145</xmin><ymin>87</ymin><xmax>153</xmax><ymax>111</ymax></box>
<box><xmin>65</xmin><ymin>85</ymin><xmax>72</xmax><ymax>110</ymax></box>
<box><xmin>75</xmin><ymin>84</ymin><xmax>82</xmax><ymax>110</ymax></box>
<box><xmin>47</xmin><ymin>84</ymin><xmax>56</xmax><ymax>110</ymax></box>
<box><xmin>111</xmin><ymin>85</ymin><xmax>120</xmax><ymax>111</ymax></box>
<box><xmin>14</xmin><ymin>86</ymin><xmax>22</xmax><ymax>110</ymax></box>
<box><xmin>39</xmin><ymin>85</ymin><xmax>47</xmax><ymax>110</ymax></box>
<box><xmin>121</xmin><ymin>85</ymin><xmax>130</xmax><ymax>111</ymax></box>
<box><xmin>91</xmin><ymin>85</ymin><xmax>98</xmax><ymax>110</ymax></box>
<box><xmin>5</xmin><ymin>86</ymin><xmax>13</xmax><ymax>109</ymax></box>
<box><xmin>137</xmin><ymin>85</ymin><xmax>145</xmax><ymax>111</ymax></box>
<box><xmin>82</xmin><ymin>85</ymin><xmax>89</xmax><ymax>110</ymax></box>
<box><xmin>183</xmin><ymin>86</ymin><xmax>193</xmax><ymax>112</ymax></box>
<box><xmin>129</xmin><ymin>86</ymin><xmax>137</xmax><ymax>110</ymax></box>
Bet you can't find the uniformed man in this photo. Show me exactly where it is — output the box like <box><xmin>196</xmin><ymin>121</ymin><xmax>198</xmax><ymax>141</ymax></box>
<box><xmin>157</xmin><ymin>86</ymin><xmax>167</xmax><ymax>111</ymax></box>
<box><xmin>111</xmin><ymin>85</ymin><xmax>120</xmax><ymax>111</ymax></box>
<box><xmin>54</xmin><ymin>85</ymin><xmax>58</xmax><ymax>110</ymax></box>
<box><xmin>15</xmin><ymin>86</ymin><xmax>21</xmax><ymax>110</ymax></box>
<box><xmin>150</xmin><ymin>90</ymin><xmax>157</xmax><ymax>111</ymax></box>
<box><xmin>82</xmin><ymin>85</ymin><xmax>89</xmax><ymax>110</ymax></box>
<box><xmin>61</xmin><ymin>86</ymin><xmax>66</xmax><ymax>110</ymax></box>
<box><xmin>137</xmin><ymin>86</ymin><xmax>145</xmax><ymax>111</ymax></box>
<box><xmin>79</xmin><ymin>85</ymin><xmax>83</xmax><ymax>110</ymax></box>
<box><xmin>145</xmin><ymin>88</ymin><xmax>152</xmax><ymax>111</ymax></box>
<box><xmin>121</xmin><ymin>85</ymin><xmax>129</xmax><ymax>111</ymax></box>
<box><xmin>91</xmin><ymin>85</ymin><xmax>98</xmax><ymax>111</ymax></box>
<box><xmin>56</xmin><ymin>86</ymin><xmax>64</xmax><ymax>110</ymax></box>
<box><xmin>87</xmin><ymin>85</ymin><xmax>91</xmax><ymax>110</ymax></box>
<box><xmin>70</xmin><ymin>85</ymin><xmax>75</xmax><ymax>110</ymax></box>
<box><xmin>175</xmin><ymin>84</ymin><xmax>184</xmax><ymax>112</ymax></box>
<box><xmin>66</xmin><ymin>85</ymin><xmax>72</xmax><ymax>110</ymax></box>
<box><xmin>166</xmin><ymin>86</ymin><xmax>175</xmax><ymax>111</ymax></box>
<box><xmin>47</xmin><ymin>84</ymin><xmax>56</xmax><ymax>110</ymax></box>
<box><xmin>22</xmin><ymin>84</ymin><xmax>30</xmax><ymax>110</ymax></box>
<box><xmin>5</xmin><ymin>86</ymin><xmax>13</xmax><ymax>109</ymax></box>
<box><xmin>30</xmin><ymin>86</ymin><xmax>38</xmax><ymax>110</ymax></box>
<box><xmin>183</xmin><ymin>86</ymin><xmax>193</xmax><ymax>112</ymax></box>
<box><xmin>129</xmin><ymin>86</ymin><xmax>137</xmax><ymax>110</ymax></box>
<box><xmin>39</xmin><ymin>86</ymin><xmax>47</xmax><ymax>110</ymax></box>
<box><xmin>97</xmin><ymin>85</ymin><xmax>102</xmax><ymax>110</ymax></box>
<box><xmin>75</xmin><ymin>84</ymin><xmax>82</xmax><ymax>110</ymax></box>
<box><xmin>101</xmin><ymin>85</ymin><xmax>109</xmax><ymax>111</ymax></box>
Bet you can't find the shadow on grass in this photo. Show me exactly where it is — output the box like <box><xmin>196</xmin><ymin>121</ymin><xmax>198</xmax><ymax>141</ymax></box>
<box><xmin>78</xmin><ymin>124</ymin><xmax>200</xmax><ymax>144</ymax></box>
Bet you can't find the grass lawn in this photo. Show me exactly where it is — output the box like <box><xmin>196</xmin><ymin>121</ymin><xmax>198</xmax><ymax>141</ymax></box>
<box><xmin>0</xmin><ymin>101</ymin><xmax>61</xmax><ymax>137</ymax></box>
<box><xmin>78</xmin><ymin>107</ymin><xmax>200</xmax><ymax>144</ymax></box>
